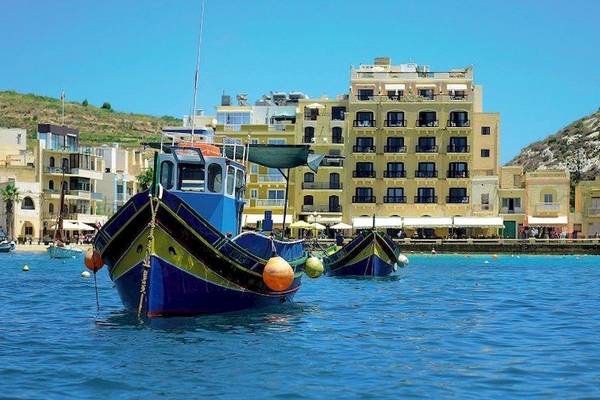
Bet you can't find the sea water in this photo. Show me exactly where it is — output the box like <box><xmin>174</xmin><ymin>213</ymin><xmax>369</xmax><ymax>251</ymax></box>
<box><xmin>1</xmin><ymin>252</ymin><xmax>599</xmax><ymax>399</ymax></box>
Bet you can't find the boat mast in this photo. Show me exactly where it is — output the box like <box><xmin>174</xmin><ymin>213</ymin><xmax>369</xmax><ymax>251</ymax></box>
<box><xmin>189</xmin><ymin>0</ymin><xmax>206</xmax><ymax>145</ymax></box>
<box><xmin>54</xmin><ymin>161</ymin><xmax>67</xmax><ymax>243</ymax></box>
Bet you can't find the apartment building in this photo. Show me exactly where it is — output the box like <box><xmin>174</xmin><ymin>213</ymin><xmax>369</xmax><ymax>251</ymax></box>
<box><xmin>574</xmin><ymin>178</ymin><xmax>600</xmax><ymax>237</ymax></box>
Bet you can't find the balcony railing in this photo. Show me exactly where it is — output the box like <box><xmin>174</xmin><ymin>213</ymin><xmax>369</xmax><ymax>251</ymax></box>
<box><xmin>447</xmin><ymin>170</ymin><xmax>470</xmax><ymax>178</ymax></box>
<box><xmin>446</xmin><ymin>196</ymin><xmax>470</xmax><ymax>204</ymax></box>
<box><xmin>447</xmin><ymin>120</ymin><xmax>471</xmax><ymax>128</ymax></box>
<box><xmin>331</xmin><ymin>137</ymin><xmax>344</xmax><ymax>144</ymax></box>
<box><xmin>415</xmin><ymin>170</ymin><xmax>438</xmax><ymax>178</ymax></box>
<box><xmin>258</xmin><ymin>174</ymin><xmax>286</xmax><ymax>183</ymax></box>
<box><xmin>416</xmin><ymin>120</ymin><xmax>439</xmax><ymax>127</ymax></box>
<box><xmin>384</xmin><ymin>145</ymin><xmax>407</xmax><ymax>153</ymax></box>
<box><xmin>447</xmin><ymin>145</ymin><xmax>470</xmax><ymax>153</ymax></box>
<box><xmin>415</xmin><ymin>196</ymin><xmax>438</xmax><ymax>204</ymax></box>
<box><xmin>415</xmin><ymin>145</ymin><xmax>438</xmax><ymax>153</ymax></box>
<box><xmin>353</xmin><ymin>145</ymin><xmax>376</xmax><ymax>153</ymax></box>
<box><xmin>254</xmin><ymin>199</ymin><xmax>285</xmax><ymax>207</ymax></box>
<box><xmin>384</xmin><ymin>196</ymin><xmax>406</xmax><ymax>203</ymax></box>
<box><xmin>384</xmin><ymin>170</ymin><xmax>406</xmax><ymax>178</ymax></box>
<box><xmin>302</xmin><ymin>205</ymin><xmax>343</xmax><ymax>213</ymax></box>
<box><xmin>320</xmin><ymin>159</ymin><xmax>344</xmax><ymax>167</ymax></box>
<box><xmin>301</xmin><ymin>182</ymin><xmax>343</xmax><ymax>190</ymax></box>
<box><xmin>303</xmin><ymin>136</ymin><xmax>315</xmax><ymax>143</ymax></box>
<box><xmin>353</xmin><ymin>170</ymin><xmax>376</xmax><ymax>178</ymax></box>
<box><xmin>352</xmin><ymin>196</ymin><xmax>376</xmax><ymax>203</ymax></box>
<box><xmin>353</xmin><ymin>120</ymin><xmax>376</xmax><ymax>128</ymax></box>
<box><xmin>383</xmin><ymin>120</ymin><xmax>407</xmax><ymax>127</ymax></box>
<box><xmin>500</xmin><ymin>207</ymin><xmax>524</xmax><ymax>214</ymax></box>
<box><xmin>304</xmin><ymin>114</ymin><xmax>318</xmax><ymax>121</ymax></box>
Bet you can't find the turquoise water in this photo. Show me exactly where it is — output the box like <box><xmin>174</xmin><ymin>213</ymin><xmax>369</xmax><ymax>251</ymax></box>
<box><xmin>1</xmin><ymin>253</ymin><xmax>600</xmax><ymax>399</ymax></box>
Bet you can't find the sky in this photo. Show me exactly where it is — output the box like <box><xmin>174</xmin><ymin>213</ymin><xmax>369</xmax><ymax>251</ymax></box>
<box><xmin>1</xmin><ymin>0</ymin><xmax>599</xmax><ymax>163</ymax></box>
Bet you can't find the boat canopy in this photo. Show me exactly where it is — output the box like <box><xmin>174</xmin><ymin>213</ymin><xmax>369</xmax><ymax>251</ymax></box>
<box><xmin>232</xmin><ymin>144</ymin><xmax>324</xmax><ymax>173</ymax></box>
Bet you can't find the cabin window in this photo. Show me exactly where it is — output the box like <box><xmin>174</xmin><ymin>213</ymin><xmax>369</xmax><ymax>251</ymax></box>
<box><xmin>235</xmin><ymin>169</ymin><xmax>245</xmax><ymax>197</ymax></box>
<box><xmin>160</xmin><ymin>161</ymin><xmax>174</xmax><ymax>189</ymax></box>
<box><xmin>227</xmin><ymin>166</ymin><xmax>235</xmax><ymax>195</ymax></box>
<box><xmin>178</xmin><ymin>163</ymin><xmax>205</xmax><ymax>192</ymax></box>
<box><xmin>207</xmin><ymin>163</ymin><xmax>223</xmax><ymax>193</ymax></box>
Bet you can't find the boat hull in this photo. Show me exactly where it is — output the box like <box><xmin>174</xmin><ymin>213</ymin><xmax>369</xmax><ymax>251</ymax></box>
<box><xmin>324</xmin><ymin>231</ymin><xmax>402</xmax><ymax>277</ymax></box>
<box><xmin>48</xmin><ymin>245</ymin><xmax>82</xmax><ymax>259</ymax></box>
<box><xmin>95</xmin><ymin>191</ymin><xmax>304</xmax><ymax>317</ymax></box>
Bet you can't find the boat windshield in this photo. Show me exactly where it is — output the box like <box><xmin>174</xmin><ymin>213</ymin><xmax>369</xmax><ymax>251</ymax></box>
<box><xmin>178</xmin><ymin>163</ymin><xmax>205</xmax><ymax>192</ymax></box>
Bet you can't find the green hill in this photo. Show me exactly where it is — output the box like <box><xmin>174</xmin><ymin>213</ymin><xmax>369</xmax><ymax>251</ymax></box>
<box><xmin>0</xmin><ymin>90</ymin><xmax>181</xmax><ymax>147</ymax></box>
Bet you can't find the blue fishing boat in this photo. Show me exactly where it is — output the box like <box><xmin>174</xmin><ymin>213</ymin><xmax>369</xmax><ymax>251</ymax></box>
<box><xmin>93</xmin><ymin>139</ymin><xmax>323</xmax><ymax>317</ymax></box>
<box><xmin>323</xmin><ymin>230</ymin><xmax>405</xmax><ymax>277</ymax></box>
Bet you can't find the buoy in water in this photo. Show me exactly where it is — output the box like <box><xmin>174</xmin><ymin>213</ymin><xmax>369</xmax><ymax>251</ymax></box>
<box><xmin>484</xmin><ymin>260</ymin><xmax>490</xmax><ymax>264</ymax></box>
<box><xmin>431</xmin><ymin>249</ymin><xmax>437</xmax><ymax>255</ymax></box>
<box><xmin>492</xmin><ymin>254</ymin><xmax>498</xmax><ymax>260</ymax></box>
<box><xmin>22</xmin><ymin>265</ymin><xmax>29</xmax><ymax>272</ymax></box>
<box><xmin>304</xmin><ymin>256</ymin><xmax>324</xmax><ymax>278</ymax></box>
<box><xmin>397</xmin><ymin>254</ymin><xmax>409</xmax><ymax>266</ymax></box>
<box><xmin>81</xmin><ymin>271</ymin><xmax>91</xmax><ymax>278</ymax></box>
<box><xmin>263</xmin><ymin>256</ymin><xmax>294</xmax><ymax>291</ymax></box>
<box><xmin>84</xmin><ymin>249</ymin><xmax>104</xmax><ymax>272</ymax></box>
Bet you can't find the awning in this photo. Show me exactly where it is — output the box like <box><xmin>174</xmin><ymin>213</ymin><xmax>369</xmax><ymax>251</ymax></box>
<box><xmin>51</xmin><ymin>221</ymin><xmax>96</xmax><ymax>231</ymax></box>
<box><xmin>331</xmin><ymin>222</ymin><xmax>352</xmax><ymax>230</ymax></box>
<box><xmin>353</xmin><ymin>217</ymin><xmax>376</xmax><ymax>229</ymax></box>
<box><xmin>224</xmin><ymin>144</ymin><xmax>325</xmax><ymax>173</ymax></box>
<box><xmin>403</xmin><ymin>217</ymin><xmax>453</xmax><ymax>228</ymax></box>
<box><xmin>318</xmin><ymin>217</ymin><xmax>342</xmax><ymax>224</ymax></box>
<box><xmin>453</xmin><ymin>217</ymin><xmax>504</xmax><ymax>228</ymax></box>
<box><xmin>384</xmin><ymin>83</ymin><xmax>405</xmax><ymax>91</ymax></box>
<box><xmin>415</xmin><ymin>84</ymin><xmax>436</xmax><ymax>88</ymax></box>
<box><xmin>243</xmin><ymin>214</ymin><xmax>293</xmax><ymax>226</ymax></box>
<box><xmin>305</xmin><ymin>103</ymin><xmax>325</xmax><ymax>109</ymax></box>
<box><xmin>447</xmin><ymin>83</ymin><xmax>468</xmax><ymax>91</ymax></box>
<box><xmin>352</xmin><ymin>216</ymin><xmax>402</xmax><ymax>229</ymax></box>
<box><xmin>527</xmin><ymin>216</ymin><xmax>568</xmax><ymax>226</ymax></box>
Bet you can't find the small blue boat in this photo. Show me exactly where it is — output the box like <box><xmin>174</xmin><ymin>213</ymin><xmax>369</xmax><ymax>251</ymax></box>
<box><xmin>47</xmin><ymin>244</ymin><xmax>82</xmax><ymax>259</ymax></box>
<box><xmin>323</xmin><ymin>231</ymin><xmax>405</xmax><ymax>277</ymax></box>
<box><xmin>94</xmin><ymin>140</ymin><xmax>323</xmax><ymax>317</ymax></box>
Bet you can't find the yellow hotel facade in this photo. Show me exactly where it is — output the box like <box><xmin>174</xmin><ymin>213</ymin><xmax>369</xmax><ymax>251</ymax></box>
<box><xmin>213</xmin><ymin>57</ymin><xmax>587</xmax><ymax>238</ymax></box>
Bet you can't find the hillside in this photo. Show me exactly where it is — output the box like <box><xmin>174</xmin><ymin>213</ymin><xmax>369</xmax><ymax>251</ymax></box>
<box><xmin>0</xmin><ymin>91</ymin><xmax>181</xmax><ymax>147</ymax></box>
<box><xmin>508</xmin><ymin>109</ymin><xmax>600</xmax><ymax>180</ymax></box>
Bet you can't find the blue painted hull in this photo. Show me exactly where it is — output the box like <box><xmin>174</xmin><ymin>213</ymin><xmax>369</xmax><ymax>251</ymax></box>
<box><xmin>326</xmin><ymin>254</ymin><xmax>396</xmax><ymax>277</ymax></box>
<box><xmin>48</xmin><ymin>245</ymin><xmax>82</xmax><ymax>259</ymax></box>
<box><xmin>115</xmin><ymin>256</ymin><xmax>299</xmax><ymax>316</ymax></box>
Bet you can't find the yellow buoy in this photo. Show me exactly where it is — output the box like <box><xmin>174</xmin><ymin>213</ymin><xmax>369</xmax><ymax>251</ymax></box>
<box><xmin>22</xmin><ymin>265</ymin><xmax>29</xmax><ymax>272</ymax></box>
<box><xmin>305</xmin><ymin>256</ymin><xmax>324</xmax><ymax>278</ymax></box>
<box><xmin>263</xmin><ymin>256</ymin><xmax>294</xmax><ymax>291</ymax></box>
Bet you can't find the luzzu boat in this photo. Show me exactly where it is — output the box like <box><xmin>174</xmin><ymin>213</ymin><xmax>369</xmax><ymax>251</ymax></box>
<box><xmin>93</xmin><ymin>138</ymin><xmax>323</xmax><ymax>317</ymax></box>
<box><xmin>323</xmin><ymin>230</ymin><xmax>406</xmax><ymax>277</ymax></box>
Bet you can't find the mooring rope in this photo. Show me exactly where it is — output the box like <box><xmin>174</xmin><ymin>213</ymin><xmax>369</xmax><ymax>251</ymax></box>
<box><xmin>137</xmin><ymin>197</ymin><xmax>160</xmax><ymax>320</ymax></box>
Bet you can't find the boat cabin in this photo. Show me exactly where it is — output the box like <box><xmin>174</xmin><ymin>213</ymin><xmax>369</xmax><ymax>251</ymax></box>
<box><xmin>154</xmin><ymin>146</ymin><xmax>246</xmax><ymax>236</ymax></box>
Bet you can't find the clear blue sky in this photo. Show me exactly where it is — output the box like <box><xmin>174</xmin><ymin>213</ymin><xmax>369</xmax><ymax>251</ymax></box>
<box><xmin>1</xmin><ymin>0</ymin><xmax>598</xmax><ymax>162</ymax></box>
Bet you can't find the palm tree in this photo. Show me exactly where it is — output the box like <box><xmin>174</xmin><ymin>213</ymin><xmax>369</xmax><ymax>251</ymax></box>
<box><xmin>136</xmin><ymin>168</ymin><xmax>154</xmax><ymax>192</ymax></box>
<box><xmin>1</xmin><ymin>183</ymin><xmax>20</xmax><ymax>240</ymax></box>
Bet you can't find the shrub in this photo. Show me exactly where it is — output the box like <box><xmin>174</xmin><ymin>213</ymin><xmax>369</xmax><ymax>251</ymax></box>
<box><xmin>82</xmin><ymin>99</ymin><xmax>88</xmax><ymax>107</ymax></box>
<box><xmin>101</xmin><ymin>102</ymin><xmax>112</xmax><ymax>111</ymax></box>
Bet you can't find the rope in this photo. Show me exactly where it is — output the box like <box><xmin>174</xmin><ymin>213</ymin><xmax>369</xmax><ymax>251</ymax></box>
<box><xmin>93</xmin><ymin>271</ymin><xmax>100</xmax><ymax>313</ymax></box>
<box><xmin>137</xmin><ymin>197</ymin><xmax>160</xmax><ymax>320</ymax></box>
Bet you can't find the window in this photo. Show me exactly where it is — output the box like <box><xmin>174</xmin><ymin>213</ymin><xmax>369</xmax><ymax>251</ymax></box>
<box><xmin>357</xmin><ymin>89</ymin><xmax>374</xmax><ymax>101</ymax></box>
<box><xmin>216</xmin><ymin>111</ymin><xmax>251</xmax><ymax>126</ymax></box>
<box><xmin>48</xmin><ymin>180</ymin><xmax>54</xmax><ymax>190</ymax></box>
<box><xmin>303</xmin><ymin>195</ymin><xmax>313</xmax><ymax>205</ymax></box>
<box><xmin>481</xmin><ymin>193</ymin><xmax>490</xmax><ymax>205</ymax></box>
<box><xmin>250</xmin><ymin>139</ymin><xmax>259</xmax><ymax>144</ymax></box>
<box><xmin>481</xmin><ymin>126</ymin><xmax>491</xmax><ymax>135</ymax></box>
<box><xmin>481</xmin><ymin>149</ymin><xmax>490</xmax><ymax>157</ymax></box>
<box><xmin>160</xmin><ymin>161</ymin><xmax>174</xmax><ymax>189</ymax></box>
<box><xmin>268</xmin><ymin>189</ymin><xmax>284</xmax><ymax>200</ymax></box>
<box><xmin>329</xmin><ymin>173</ymin><xmax>340</xmax><ymax>189</ymax></box>
<box><xmin>268</xmin><ymin>138</ymin><xmax>286</xmax><ymax>145</ymax></box>
<box><xmin>543</xmin><ymin>193</ymin><xmax>553</xmax><ymax>203</ymax></box>
<box><xmin>250</xmin><ymin>189</ymin><xmax>257</xmax><ymax>198</ymax></box>
<box><xmin>449</xmin><ymin>137</ymin><xmax>467</xmax><ymax>152</ymax></box>
<box><xmin>226</xmin><ymin>166</ymin><xmax>235</xmax><ymax>195</ymax></box>
<box><xmin>235</xmin><ymin>169</ymin><xmax>245</xmax><ymax>198</ymax></box>
<box><xmin>418</xmin><ymin>89</ymin><xmax>434</xmax><ymax>100</ymax></box>
<box><xmin>386</xmin><ymin>162</ymin><xmax>405</xmax><ymax>177</ymax></box>
<box><xmin>355</xmin><ymin>111</ymin><xmax>374</xmax><ymax>127</ymax></box>
<box><xmin>355</xmin><ymin>137</ymin><xmax>374</xmax><ymax>152</ymax></box>
<box><xmin>49</xmin><ymin>203</ymin><xmax>54</xmax><ymax>213</ymax></box>
<box><xmin>25</xmin><ymin>225</ymin><xmax>33</xmax><ymax>236</ymax></box>
<box><xmin>178</xmin><ymin>163</ymin><xmax>205</xmax><ymax>191</ymax></box>
<box><xmin>417</xmin><ymin>137</ymin><xmax>437</xmax><ymax>152</ymax></box>
<box><xmin>329</xmin><ymin>195</ymin><xmax>340</xmax><ymax>211</ymax></box>
<box><xmin>448</xmin><ymin>162</ymin><xmax>468</xmax><ymax>178</ymax></box>
<box><xmin>417</xmin><ymin>162</ymin><xmax>436</xmax><ymax>178</ymax></box>
<box><xmin>356</xmin><ymin>187</ymin><xmax>373</xmax><ymax>197</ymax></box>
<box><xmin>418</xmin><ymin>111</ymin><xmax>437</xmax><ymax>127</ymax></box>
<box><xmin>591</xmin><ymin>197</ymin><xmax>600</xmax><ymax>209</ymax></box>
<box><xmin>332</xmin><ymin>106</ymin><xmax>346</xmax><ymax>121</ymax></box>
<box><xmin>304</xmin><ymin>172</ymin><xmax>315</xmax><ymax>183</ymax></box>
<box><xmin>49</xmin><ymin>157</ymin><xmax>55</xmax><ymax>168</ymax></box>
<box><xmin>448</xmin><ymin>188</ymin><xmax>467</xmax><ymax>203</ymax></box>
<box><xmin>448</xmin><ymin>111</ymin><xmax>469</xmax><ymax>127</ymax></box>
<box><xmin>207</xmin><ymin>163</ymin><xmax>223</xmax><ymax>193</ymax></box>
<box><xmin>386</xmin><ymin>111</ymin><xmax>405</xmax><ymax>126</ymax></box>
<box><xmin>387</xmin><ymin>187</ymin><xmax>404</xmax><ymax>197</ymax></box>
<box><xmin>304</xmin><ymin>127</ymin><xmax>315</xmax><ymax>143</ymax></box>
<box><xmin>17</xmin><ymin>134</ymin><xmax>22</xmax><ymax>145</ymax></box>
<box><xmin>251</xmin><ymin>163</ymin><xmax>258</xmax><ymax>174</ymax></box>
<box><xmin>332</xmin><ymin>127</ymin><xmax>343</xmax><ymax>144</ymax></box>
<box><xmin>417</xmin><ymin>187</ymin><xmax>436</xmax><ymax>203</ymax></box>
<box><xmin>21</xmin><ymin>197</ymin><xmax>35</xmax><ymax>210</ymax></box>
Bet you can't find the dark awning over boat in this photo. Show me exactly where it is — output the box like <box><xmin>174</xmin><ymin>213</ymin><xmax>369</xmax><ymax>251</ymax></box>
<box><xmin>245</xmin><ymin>144</ymin><xmax>324</xmax><ymax>172</ymax></box>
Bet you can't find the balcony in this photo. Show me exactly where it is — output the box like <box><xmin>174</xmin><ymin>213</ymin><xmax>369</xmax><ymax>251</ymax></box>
<box><xmin>353</xmin><ymin>170</ymin><xmax>376</xmax><ymax>178</ymax></box>
<box><xmin>447</xmin><ymin>145</ymin><xmax>470</xmax><ymax>153</ymax></box>
<box><xmin>447</xmin><ymin>170</ymin><xmax>470</xmax><ymax>178</ymax></box>
<box><xmin>320</xmin><ymin>158</ymin><xmax>344</xmax><ymax>168</ymax></box>
<box><xmin>331</xmin><ymin>137</ymin><xmax>344</xmax><ymax>144</ymax></box>
<box><xmin>301</xmin><ymin>182</ymin><xmax>343</xmax><ymax>190</ymax></box>
<box><xmin>446</xmin><ymin>196</ymin><xmax>470</xmax><ymax>204</ymax></box>
<box><xmin>353</xmin><ymin>145</ymin><xmax>376</xmax><ymax>153</ymax></box>
<box><xmin>384</xmin><ymin>196</ymin><xmax>406</xmax><ymax>204</ymax></box>
<box><xmin>258</xmin><ymin>174</ymin><xmax>286</xmax><ymax>183</ymax></box>
<box><xmin>254</xmin><ymin>199</ymin><xmax>285</xmax><ymax>208</ymax></box>
<box><xmin>416</xmin><ymin>120</ymin><xmax>439</xmax><ymax>128</ymax></box>
<box><xmin>415</xmin><ymin>145</ymin><xmax>438</xmax><ymax>153</ymax></box>
<box><xmin>384</xmin><ymin>120</ymin><xmax>407</xmax><ymax>127</ymax></box>
<box><xmin>536</xmin><ymin>202</ymin><xmax>561</xmax><ymax>213</ymax></box>
<box><xmin>352</xmin><ymin>196</ymin><xmax>376</xmax><ymax>203</ymax></box>
<box><xmin>302</xmin><ymin>205</ymin><xmax>342</xmax><ymax>213</ymax></box>
<box><xmin>353</xmin><ymin>120</ymin><xmax>376</xmax><ymax>128</ymax></box>
<box><xmin>355</xmin><ymin>94</ymin><xmax>374</xmax><ymax>101</ymax></box>
<box><xmin>500</xmin><ymin>206</ymin><xmax>525</xmax><ymax>214</ymax></box>
<box><xmin>384</xmin><ymin>145</ymin><xmax>407</xmax><ymax>153</ymax></box>
<box><xmin>415</xmin><ymin>170</ymin><xmax>438</xmax><ymax>178</ymax></box>
<box><xmin>304</xmin><ymin>114</ymin><xmax>318</xmax><ymax>121</ymax></box>
<box><xmin>383</xmin><ymin>170</ymin><xmax>406</xmax><ymax>178</ymax></box>
<box><xmin>447</xmin><ymin>120</ymin><xmax>471</xmax><ymax>128</ymax></box>
<box><xmin>415</xmin><ymin>196</ymin><xmax>438</xmax><ymax>204</ymax></box>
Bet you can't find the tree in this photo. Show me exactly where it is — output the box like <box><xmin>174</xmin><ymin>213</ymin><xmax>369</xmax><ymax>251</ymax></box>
<box><xmin>1</xmin><ymin>183</ymin><xmax>20</xmax><ymax>240</ymax></box>
<box><xmin>82</xmin><ymin>99</ymin><xmax>88</xmax><ymax>107</ymax></box>
<box><xmin>136</xmin><ymin>168</ymin><xmax>154</xmax><ymax>192</ymax></box>
<box><xmin>101</xmin><ymin>102</ymin><xmax>112</xmax><ymax>111</ymax></box>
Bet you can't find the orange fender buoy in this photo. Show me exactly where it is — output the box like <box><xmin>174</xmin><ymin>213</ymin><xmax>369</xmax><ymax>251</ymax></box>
<box><xmin>84</xmin><ymin>249</ymin><xmax>104</xmax><ymax>273</ymax></box>
<box><xmin>263</xmin><ymin>256</ymin><xmax>294</xmax><ymax>291</ymax></box>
